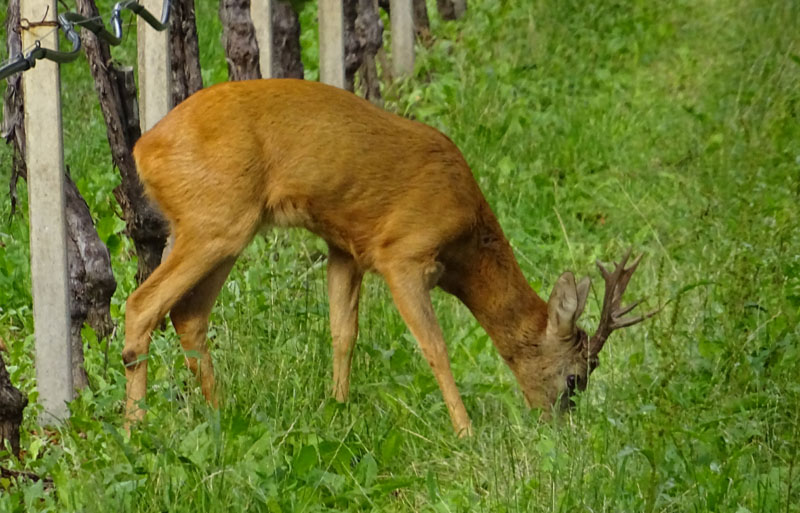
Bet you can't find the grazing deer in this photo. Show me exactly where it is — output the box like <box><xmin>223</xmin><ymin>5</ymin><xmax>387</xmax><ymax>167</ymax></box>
<box><xmin>123</xmin><ymin>79</ymin><xmax>656</xmax><ymax>436</ymax></box>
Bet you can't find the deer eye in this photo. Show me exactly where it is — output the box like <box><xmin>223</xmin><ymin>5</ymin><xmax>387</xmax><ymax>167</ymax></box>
<box><xmin>566</xmin><ymin>374</ymin><xmax>577</xmax><ymax>391</ymax></box>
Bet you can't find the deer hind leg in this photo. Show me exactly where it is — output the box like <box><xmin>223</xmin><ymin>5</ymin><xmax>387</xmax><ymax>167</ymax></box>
<box><xmin>123</xmin><ymin>234</ymin><xmax>249</xmax><ymax>426</ymax></box>
<box><xmin>169</xmin><ymin>257</ymin><xmax>236</xmax><ymax>407</ymax></box>
<box><xmin>327</xmin><ymin>246</ymin><xmax>363</xmax><ymax>402</ymax></box>
<box><xmin>382</xmin><ymin>260</ymin><xmax>472</xmax><ymax>437</ymax></box>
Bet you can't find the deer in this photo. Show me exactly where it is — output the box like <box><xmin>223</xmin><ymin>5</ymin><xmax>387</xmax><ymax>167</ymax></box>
<box><xmin>123</xmin><ymin>79</ymin><xmax>656</xmax><ymax>436</ymax></box>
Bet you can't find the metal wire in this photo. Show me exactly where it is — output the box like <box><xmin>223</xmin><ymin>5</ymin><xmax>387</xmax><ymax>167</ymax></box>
<box><xmin>0</xmin><ymin>0</ymin><xmax>171</xmax><ymax>81</ymax></box>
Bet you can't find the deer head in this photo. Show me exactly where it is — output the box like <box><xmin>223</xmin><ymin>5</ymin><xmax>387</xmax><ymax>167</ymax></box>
<box><xmin>507</xmin><ymin>249</ymin><xmax>658</xmax><ymax>414</ymax></box>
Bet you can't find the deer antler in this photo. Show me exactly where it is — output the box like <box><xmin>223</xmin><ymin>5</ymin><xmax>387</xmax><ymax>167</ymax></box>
<box><xmin>588</xmin><ymin>248</ymin><xmax>660</xmax><ymax>357</ymax></box>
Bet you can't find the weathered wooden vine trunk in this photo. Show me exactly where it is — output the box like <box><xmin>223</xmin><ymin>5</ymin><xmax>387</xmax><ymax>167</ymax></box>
<box><xmin>354</xmin><ymin>0</ymin><xmax>383</xmax><ymax>103</ymax></box>
<box><xmin>2</xmin><ymin>0</ymin><xmax>26</xmax><ymax>217</ymax></box>
<box><xmin>0</xmin><ymin>344</ymin><xmax>27</xmax><ymax>458</ymax></box>
<box><xmin>76</xmin><ymin>0</ymin><xmax>169</xmax><ymax>285</ymax></box>
<box><xmin>219</xmin><ymin>0</ymin><xmax>262</xmax><ymax>80</ymax></box>
<box><xmin>272</xmin><ymin>1</ymin><xmax>304</xmax><ymax>78</ymax></box>
<box><xmin>343</xmin><ymin>0</ymin><xmax>360</xmax><ymax>90</ymax></box>
<box><xmin>64</xmin><ymin>174</ymin><xmax>117</xmax><ymax>387</ymax></box>
<box><xmin>413</xmin><ymin>0</ymin><xmax>431</xmax><ymax>43</ymax></box>
<box><xmin>169</xmin><ymin>0</ymin><xmax>204</xmax><ymax>105</ymax></box>
<box><xmin>437</xmin><ymin>0</ymin><xmax>466</xmax><ymax>21</ymax></box>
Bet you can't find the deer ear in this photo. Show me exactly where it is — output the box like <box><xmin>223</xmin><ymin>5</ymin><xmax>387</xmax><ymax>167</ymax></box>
<box><xmin>575</xmin><ymin>276</ymin><xmax>591</xmax><ymax>320</ymax></box>
<box><xmin>548</xmin><ymin>272</ymin><xmax>579</xmax><ymax>340</ymax></box>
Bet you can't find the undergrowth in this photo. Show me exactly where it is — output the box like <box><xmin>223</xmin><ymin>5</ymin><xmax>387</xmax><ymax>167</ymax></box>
<box><xmin>0</xmin><ymin>0</ymin><xmax>798</xmax><ymax>511</ymax></box>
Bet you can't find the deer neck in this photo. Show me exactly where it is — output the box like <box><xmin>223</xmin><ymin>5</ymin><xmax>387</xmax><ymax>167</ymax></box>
<box><xmin>445</xmin><ymin>232</ymin><xmax>548</xmax><ymax>360</ymax></box>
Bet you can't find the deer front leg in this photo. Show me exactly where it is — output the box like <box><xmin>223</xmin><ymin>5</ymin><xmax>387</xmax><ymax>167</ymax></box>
<box><xmin>384</xmin><ymin>262</ymin><xmax>472</xmax><ymax>437</ymax></box>
<box><xmin>327</xmin><ymin>246</ymin><xmax>363</xmax><ymax>402</ymax></box>
<box><xmin>123</xmin><ymin>238</ymin><xmax>232</xmax><ymax>426</ymax></box>
<box><xmin>123</xmin><ymin>222</ymin><xmax>255</xmax><ymax>429</ymax></box>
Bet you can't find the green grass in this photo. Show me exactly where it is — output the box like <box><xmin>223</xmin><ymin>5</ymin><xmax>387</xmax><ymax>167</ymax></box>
<box><xmin>1</xmin><ymin>0</ymin><xmax>799</xmax><ymax>511</ymax></box>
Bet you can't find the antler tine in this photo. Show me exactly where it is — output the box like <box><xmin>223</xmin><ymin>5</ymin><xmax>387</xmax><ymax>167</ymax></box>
<box><xmin>612</xmin><ymin>306</ymin><xmax>661</xmax><ymax>329</ymax></box>
<box><xmin>589</xmin><ymin>248</ymin><xmax>654</xmax><ymax>357</ymax></box>
<box><xmin>596</xmin><ymin>260</ymin><xmax>611</xmax><ymax>280</ymax></box>
<box><xmin>626</xmin><ymin>252</ymin><xmax>642</xmax><ymax>271</ymax></box>
<box><xmin>594</xmin><ymin>248</ymin><xmax>633</xmax><ymax>316</ymax></box>
<box><xmin>617</xmin><ymin>246</ymin><xmax>634</xmax><ymax>268</ymax></box>
<box><xmin>611</xmin><ymin>253</ymin><xmax>641</xmax><ymax>302</ymax></box>
<box><xmin>615</xmin><ymin>299</ymin><xmax>642</xmax><ymax>318</ymax></box>
<box><xmin>597</xmin><ymin>247</ymin><xmax>634</xmax><ymax>277</ymax></box>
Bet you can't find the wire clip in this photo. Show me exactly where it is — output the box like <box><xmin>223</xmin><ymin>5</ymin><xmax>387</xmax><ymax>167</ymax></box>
<box><xmin>0</xmin><ymin>0</ymin><xmax>171</xmax><ymax>81</ymax></box>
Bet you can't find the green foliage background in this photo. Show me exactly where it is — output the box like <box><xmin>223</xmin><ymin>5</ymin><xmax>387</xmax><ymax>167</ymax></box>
<box><xmin>0</xmin><ymin>0</ymin><xmax>798</xmax><ymax>511</ymax></box>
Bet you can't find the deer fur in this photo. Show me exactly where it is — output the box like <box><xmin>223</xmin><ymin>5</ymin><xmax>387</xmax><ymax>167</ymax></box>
<box><xmin>123</xmin><ymin>79</ymin><xmax>599</xmax><ymax>436</ymax></box>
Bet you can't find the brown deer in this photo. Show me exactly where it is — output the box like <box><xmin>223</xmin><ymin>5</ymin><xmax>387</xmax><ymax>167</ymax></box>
<box><xmin>123</xmin><ymin>79</ymin><xmax>656</xmax><ymax>436</ymax></box>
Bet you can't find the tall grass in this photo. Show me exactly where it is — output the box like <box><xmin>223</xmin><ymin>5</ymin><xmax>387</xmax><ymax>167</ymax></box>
<box><xmin>0</xmin><ymin>0</ymin><xmax>798</xmax><ymax>511</ymax></box>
